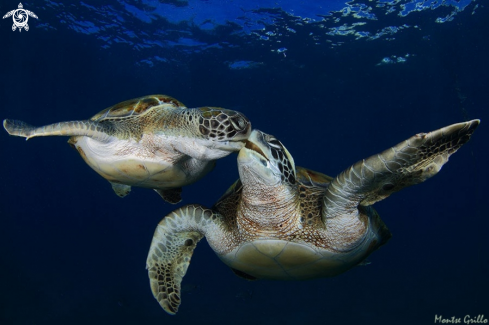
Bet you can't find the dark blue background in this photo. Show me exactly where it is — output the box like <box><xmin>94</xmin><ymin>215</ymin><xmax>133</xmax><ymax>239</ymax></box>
<box><xmin>1</xmin><ymin>2</ymin><xmax>488</xmax><ymax>325</ymax></box>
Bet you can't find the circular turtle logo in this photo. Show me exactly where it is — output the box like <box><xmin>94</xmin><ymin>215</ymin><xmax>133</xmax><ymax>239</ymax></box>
<box><xmin>2</xmin><ymin>3</ymin><xmax>38</xmax><ymax>32</ymax></box>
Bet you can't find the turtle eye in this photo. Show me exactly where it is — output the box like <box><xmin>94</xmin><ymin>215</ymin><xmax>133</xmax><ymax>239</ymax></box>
<box><xmin>230</xmin><ymin>115</ymin><xmax>248</xmax><ymax>131</ymax></box>
<box><xmin>237</xmin><ymin>117</ymin><xmax>247</xmax><ymax>129</ymax></box>
<box><xmin>268</xmin><ymin>139</ymin><xmax>282</xmax><ymax>150</ymax></box>
<box><xmin>265</xmin><ymin>134</ymin><xmax>282</xmax><ymax>150</ymax></box>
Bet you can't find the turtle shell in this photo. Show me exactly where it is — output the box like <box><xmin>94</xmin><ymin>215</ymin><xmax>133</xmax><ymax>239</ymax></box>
<box><xmin>90</xmin><ymin>94</ymin><xmax>186</xmax><ymax>121</ymax></box>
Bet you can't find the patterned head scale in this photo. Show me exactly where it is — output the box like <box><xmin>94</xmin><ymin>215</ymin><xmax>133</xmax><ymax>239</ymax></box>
<box><xmin>241</xmin><ymin>130</ymin><xmax>296</xmax><ymax>185</ymax></box>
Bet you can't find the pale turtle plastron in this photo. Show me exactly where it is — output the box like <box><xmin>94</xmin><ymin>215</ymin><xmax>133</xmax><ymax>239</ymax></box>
<box><xmin>146</xmin><ymin>120</ymin><xmax>479</xmax><ymax>314</ymax></box>
<box><xmin>3</xmin><ymin>95</ymin><xmax>251</xmax><ymax>203</ymax></box>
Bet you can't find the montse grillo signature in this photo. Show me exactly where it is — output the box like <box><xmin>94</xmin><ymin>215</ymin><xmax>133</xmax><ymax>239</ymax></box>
<box><xmin>435</xmin><ymin>315</ymin><xmax>487</xmax><ymax>324</ymax></box>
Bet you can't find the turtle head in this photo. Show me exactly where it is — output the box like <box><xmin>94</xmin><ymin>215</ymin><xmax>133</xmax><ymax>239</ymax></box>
<box><xmin>238</xmin><ymin>129</ymin><xmax>296</xmax><ymax>187</ymax></box>
<box><xmin>196</xmin><ymin>107</ymin><xmax>251</xmax><ymax>151</ymax></box>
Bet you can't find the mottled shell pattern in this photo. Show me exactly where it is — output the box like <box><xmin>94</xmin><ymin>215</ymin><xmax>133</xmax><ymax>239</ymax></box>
<box><xmin>90</xmin><ymin>95</ymin><xmax>186</xmax><ymax>121</ymax></box>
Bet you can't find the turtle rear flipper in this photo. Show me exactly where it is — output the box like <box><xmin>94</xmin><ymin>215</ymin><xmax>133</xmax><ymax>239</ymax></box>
<box><xmin>154</xmin><ymin>188</ymin><xmax>183</xmax><ymax>204</ymax></box>
<box><xmin>323</xmin><ymin>119</ymin><xmax>480</xmax><ymax>219</ymax></box>
<box><xmin>3</xmin><ymin>119</ymin><xmax>112</xmax><ymax>142</ymax></box>
<box><xmin>110</xmin><ymin>182</ymin><xmax>131</xmax><ymax>198</ymax></box>
<box><xmin>147</xmin><ymin>205</ymin><xmax>223</xmax><ymax>315</ymax></box>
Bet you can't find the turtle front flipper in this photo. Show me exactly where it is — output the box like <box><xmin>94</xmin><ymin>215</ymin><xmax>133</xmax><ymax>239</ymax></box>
<box><xmin>323</xmin><ymin>119</ymin><xmax>480</xmax><ymax>219</ymax></box>
<box><xmin>3</xmin><ymin>119</ymin><xmax>112</xmax><ymax>142</ymax></box>
<box><xmin>146</xmin><ymin>205</ymin><xmax>222</xmax><ymax>315</ymax></box>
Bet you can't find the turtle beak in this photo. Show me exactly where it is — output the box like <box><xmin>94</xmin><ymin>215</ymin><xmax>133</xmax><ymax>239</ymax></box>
<box><xmin>238</xmin><ymin>130</ymin><xmax>274</xmax><ymax>169</ymax></box>
<box><xmin>239</xmin><ymin>130</ymin><xmax>270</xmax><ymax>160</ymax></box>
<box><xmin>244</xmin><ymin>139</ymin><xmax>267</xmax><ymax>160</ymax></box>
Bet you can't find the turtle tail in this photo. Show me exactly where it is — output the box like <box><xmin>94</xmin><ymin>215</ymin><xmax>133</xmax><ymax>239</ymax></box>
<box><xmin>3</xmin><ymin>119</ymin><xmax>112</xmax><ymax>141</ymax></box>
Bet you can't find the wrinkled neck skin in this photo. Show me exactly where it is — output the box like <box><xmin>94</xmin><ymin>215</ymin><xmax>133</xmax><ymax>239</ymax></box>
<box><xmin>238</xmin><ymin>165</ymin><xmax>299</xmax><ymax>235</ymax></box>
<box><xmin>174</xmin><ymin>137</ymin><xmax>243</xmax><ymax>161</ymax></box>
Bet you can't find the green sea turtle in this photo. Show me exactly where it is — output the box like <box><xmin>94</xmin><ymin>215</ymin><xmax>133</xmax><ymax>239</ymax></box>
<box><xmin>3</xmin><ymin>95</ymin><xmax>251</xmax><ymax>203</ymax></box>
<box><xmin>146</xmin><ymin>120</ymin><xmax>479</xmax><ymax>314</ymax></box>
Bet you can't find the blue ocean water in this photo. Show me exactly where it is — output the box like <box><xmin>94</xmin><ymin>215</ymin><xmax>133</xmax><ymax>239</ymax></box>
<box><xmin>0</xmin><ymin>0</ymin><xmax>487</xmax><ymax>324</ymax></box>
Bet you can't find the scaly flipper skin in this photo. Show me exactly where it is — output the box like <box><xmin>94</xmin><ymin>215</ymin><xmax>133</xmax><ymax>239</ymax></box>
<box><xmin>323</xmin><ymin>119</ymin><xmax>480</xmax><ymax>221</ymax></box>
<box><xmin>3</xmin><ymin>119</ymin><xmax>112</xmax><ymax>141</ymax></box>
<box><xmin>146</xmin><ymin>204</ymin><xmax>227</xmax><ymax>315</ymax></box>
